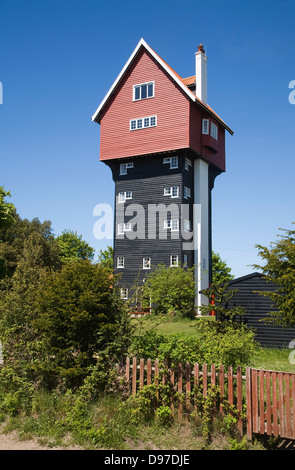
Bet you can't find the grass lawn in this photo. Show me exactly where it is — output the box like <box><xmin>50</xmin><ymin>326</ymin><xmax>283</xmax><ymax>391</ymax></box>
<box><xmin>131</xmin><ymin>315</ymin><xmax>295</xmax><ymax>373</ymax></box>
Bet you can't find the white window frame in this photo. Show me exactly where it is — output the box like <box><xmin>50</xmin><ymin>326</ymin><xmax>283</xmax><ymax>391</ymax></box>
<box><xmin>184</xmin><ymin>186</ymin><xmax>191</xmax><ymax>199</ymax></box>
<box><xmin>117</xmin><ymin>256</ymin><xmax>125</xmax><ymax>268</ymax></box>
<box><xmin>130</xmin><ymin>115</ymin><xmax>157</xmax><ymax>131</ymax></box>
<box><xmin>117</xmin><ymin>222</ymin><xmax>131</xmax><ymax>234</ymax></box>
<box><xmin>163</xmin><ymin>186</ymin><xmax>179</xmax><ymax>198</ymax></box>
<box><xmin>120</xmin><ymin>288</ymin><xmax>128</xmax><ymax>299</ymax></box>
<box><xmin>185</xmin><ymin>158</ymin><xmax>192</xmax><ymax>171</ymax></box>
<box><xmin>120</xmin><ymin>162</ymin><xmax>134</xmax><ymax>175</ymax></box>
<box><xmin>118</xmin><ymin>191</ymin><xmax>133</xmax><ymax>203</ymax></box>
<box><xmin>202</xmin><ymin>119</ymin><xmax>209</xmax><ymax>135</ymax></box>
<box><xmin>170</xmin><ymin>255</ymin><xmax>179</xmax><ymax>267</ymax></box>
<box><xmin>164</xmin><ymin>219</ymin><xmax>179</xmax><ymax>231</ymax></box>
<box><xmin>163</xmin><ymin>156</ymin><xmax>178</xmax><ymax>169</ymax></box>
<box><xmin>142</xmin><ymin>257</ymin><xmax>151</xmax><ymax>269</ymax></box>
<box><xmin>133</xmin><ymin>81</ymin><xmax>155</xmax><ymax>101</ymax></box>
<box><xmin>211</xmin><ymin>122</ymin><xmax>218</xmax><ymax>140</ymax></box>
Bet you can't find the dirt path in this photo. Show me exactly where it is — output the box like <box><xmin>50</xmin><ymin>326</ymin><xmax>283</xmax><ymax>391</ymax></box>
<box><xmin>0</xmin><ymin>427</ymin><xmax>84</xmax><ymax>450</ymax></box>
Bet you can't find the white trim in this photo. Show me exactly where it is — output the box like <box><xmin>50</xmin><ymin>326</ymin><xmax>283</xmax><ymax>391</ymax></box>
<box><xmin>116</xmin><ymin>256</ymin><xmax>125</xmax><ymax>268</ymax></box>
<box><xmin>120</xmin><ymin>287</ymin><xmax>128</xmax><ymax>299</ymax></box>
<box><xmin>202</xmin><ymin>119</ymin><xmax>209</xmax><ymax>135</ymax></box>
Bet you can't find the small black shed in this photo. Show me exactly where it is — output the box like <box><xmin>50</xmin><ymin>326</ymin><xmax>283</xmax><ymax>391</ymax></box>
<box><xmin>228</xmin><ymin>272</ymin><xmax>295</xmax><ymax>348</ymax></box>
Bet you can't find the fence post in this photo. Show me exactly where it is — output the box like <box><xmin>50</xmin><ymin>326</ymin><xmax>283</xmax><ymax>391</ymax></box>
<box><xmin>246</xmin><ymin>367</ymin><xmax>253</xmax><ymax>440</ymax></box>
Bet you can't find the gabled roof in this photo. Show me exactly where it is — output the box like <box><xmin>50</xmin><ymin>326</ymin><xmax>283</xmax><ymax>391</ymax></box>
<box><xmin>92</xmin><ymin>38</ymin><xmax>234</xmax><ymax>136</ymax></box>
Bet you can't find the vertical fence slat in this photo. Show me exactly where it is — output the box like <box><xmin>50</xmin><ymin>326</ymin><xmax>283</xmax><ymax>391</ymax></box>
<box><xmin>154</xmin><ymin>358</ymin><xmax>159</xmax><ymax>404</ymax></box>
<box><xmin>246</xmin><ymin>367</ymin><xmax>253</xmax><ymax>441</ymax></box>
<box><xmin>237</xmin><ymin>367</ymin><xmax>243</xmax><ymax>435</ymax></box>
<box><xmin>278</xmin><ymin>372</ymin><xmax>284</xmax><ymax>437</ymax></box>
<box><xmin>219</xmin><ymin>364</ymin><xmax>224</xmax><ymax>415</ymax></box>
<box><xmin>170</xmin><ymin>367</ymin><xmax>175</xmax><ymax>417</ymax></box>
<box><xmin>140</xmin><ymin>358</ymin><xmax>144</xmax><ymax>389</ymax></box>
<box><xmin>272</xmin><ymin>372</ymin><xmax>278</xmax><ymax>436</ymax></box>
<box><xmin>186</xmin><ymin>363</ymin><xmax>191</xmax><ymax>418</ymax></box>
<box><xmin>202</xmin><ymin>363</ymin><xmax>207</xmax><ymax>397</ymax></box>
<box><xmin>252</xmin><ymin>369</ymin><xmax>258</xmax><ymax>433</ymax></box>
<box><xmin>259</xmin><ymin>370</ymin><xmax>265</xmax><ymax>434</ymax></box>
<box><xmin>126</xmin><ymin>357</ymin><xmax>130</xmax><ymax>382</ymax></box>
<box><xmin>147</xmin><ymin>358</ymin><xmax>152</xmax><ymax>386</ymax></box>
<box><xmin>228</xmin><ymin>366</ymin><xmax>233</xmax><ymax>407</ymax></box>
<box><xmin>178</xmin><ymin>363</ymin><xmax>183</xmax><ymax>420</ymax></box>
<box><xmin>285</xmin><ymin>374</ymin><xmax>291</xmax><ymax>437</ymax></box>
<box><xmin>194</xmin><ymin>363</ymin><xmax>199</xmax><ymax>414</ymax></box>
<box><xmin>265</xmin><ymin>371</ymin><xmax>272</xmax><ymax>435</ymax></box>
<box><xmin>132</xmin><ymin>357</ymin><xmax>137</xmax><ymax>397</ymax></box>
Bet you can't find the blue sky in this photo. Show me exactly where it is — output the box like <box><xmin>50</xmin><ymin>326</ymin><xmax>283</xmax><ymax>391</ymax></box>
<box><xmin>0</xmin><ymin>0</ymin><xmax>294</xmax><ymax>278</ymax></box>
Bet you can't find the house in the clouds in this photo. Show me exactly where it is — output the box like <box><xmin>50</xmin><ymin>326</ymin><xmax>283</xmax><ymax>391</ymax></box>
<box><xmin>92</xmin><ymin>38</ymin><xmax>233</xmax><ymax>309</ymax></box>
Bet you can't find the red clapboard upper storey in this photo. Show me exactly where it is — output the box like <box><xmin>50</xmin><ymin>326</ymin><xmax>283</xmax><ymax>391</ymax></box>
<box><xmin>92</xmin><ymin>39</ymin><xmax>233</xmax><ymax>172</ymax></box>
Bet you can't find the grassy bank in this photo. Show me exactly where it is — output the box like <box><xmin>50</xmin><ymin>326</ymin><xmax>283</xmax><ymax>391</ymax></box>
<box><xmin>131</xmin><ymin>315</ymin><xmax>295</xmax><ymax>373</ymax></box>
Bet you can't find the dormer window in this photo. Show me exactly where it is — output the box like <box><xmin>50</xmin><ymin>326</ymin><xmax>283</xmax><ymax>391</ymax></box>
<box><xmin>202</xmin><ymin>119</ymin><xmax>218</xmax><ymax>140</ymax></box>
<box><xmin>133</xmin><ymin>81</ymin><xmax>155</xmax><ymax>101</ymax></box>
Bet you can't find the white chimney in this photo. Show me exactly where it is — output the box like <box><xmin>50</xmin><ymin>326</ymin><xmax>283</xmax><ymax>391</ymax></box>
<box><xmin>195</xmin><ymin>44</ymin><xmax>207</xmax><ymax>104</ymax></box>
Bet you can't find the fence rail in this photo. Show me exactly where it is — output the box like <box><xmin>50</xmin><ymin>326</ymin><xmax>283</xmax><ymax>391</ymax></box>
<box><xmin>119</xmin><ymin>357</ymin><xmax>295</xmax><ymax>441</ymax></box>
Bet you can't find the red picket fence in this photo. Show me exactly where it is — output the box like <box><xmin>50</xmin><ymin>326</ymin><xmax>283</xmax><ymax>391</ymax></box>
<box><xmin>246</xmin><ymin>368</ymin><xmax>295</xmax><ymax>440</ymax></box>
<box><xmin>120</xmin><ymin>358</ymin><xmax>295</xmax><ymax>440</ymax></box>
<box><xmin>121</xmin><ymin>357</ymin><xmax>245</xmax><ymax>434</ymax></box>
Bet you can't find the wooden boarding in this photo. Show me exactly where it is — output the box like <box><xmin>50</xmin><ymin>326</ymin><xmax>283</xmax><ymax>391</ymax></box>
<box><xmin>119</xmin><ymin>358</ymin><xmax>295</xmax><ymax>440</ymax></box>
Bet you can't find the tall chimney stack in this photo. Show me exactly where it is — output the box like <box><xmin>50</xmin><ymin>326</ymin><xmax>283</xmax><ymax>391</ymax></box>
<box><xmin>195</xmin><ymin>44</ymin><xmax>207</xmax><ymax>104</ymax></box>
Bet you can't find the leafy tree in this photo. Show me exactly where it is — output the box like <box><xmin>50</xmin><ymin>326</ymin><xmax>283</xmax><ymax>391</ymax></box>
<box><xmin>198</xmin><ymin>283</ymin><xmax>246</xmax><ymax>321</ymax></box>
<box><xmin>212</xmin><ymin>251</ymin><xmax>234</xmax><ymax>285</ymax></box>
<box><xmin>0</xmin><ymin>214</ymin><xmax>60</xmax><ymax>279</ymax></box>
<box><xmin>34</xmin><ymin>260</ymin><xmax>131</xmax><ymax>387</ymax></box>
<box><xmin>97</xmin><ymin>245</ymin><xmax>113</xmax><ymax>270</ymax></box>
<box><xmin>0</xmin><ymin>187</ymin><xmax>15</xmax><ymax>231</ymax></box>
<box><xmin>0</xmin><ymin>231</ymin><xmax>52</xmax><ymax>373</ymax></box>
<box><xmin>143</xmin><ymin>264</ymin><xmax>196</xmax><ymax>317</ymax></box>
<box><xmin>253</xmin><ymin>225</ymin><xmax>295</xmax><ymax>328</ymax></box>
<box><xmin>56</xmin><ymin>230</ymin><xmax>95</xmax><ymax>264</ymax></box>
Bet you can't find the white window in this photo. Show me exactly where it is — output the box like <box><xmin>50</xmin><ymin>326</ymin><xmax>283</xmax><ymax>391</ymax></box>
<box><xmin>142</xmin><ymin>257</ymin><xmax>151</xmax><ymax>269</ymax></box>
<box><xmin>183</xmin><ymin>254</ymin><xmax>188</xmax><ymax>266</ymax></box>
<box><xmin>120</xmin><ymin>162</ymin><xmax>134</xmax><ymax>175</ymax></box>
<box><xmin>184</xmin><ymin>220</ymin><xmax>191</xmax><ymax>232</ymax></box>
<box><xmin>202</xmin><ymin>119</ymin><xmax>209</xmax><ymax>135</ymax></box>
<box><xmin>130</xmin><ymin>115</ymin><xmax>157</xmax><ymax>131</ymax></box>
<box><xmin>120</xmin><ymin>288</ymin><xmax>128</xmax><ymax>299</ymax></box>
<box><xmin>133</xmin><ymin>81</ymin><xmax>155</xmax><ymax>101</ymax></box>
<box><xmin>163</xmin><ymin>156</ymin><xmax>178</xmax><ymax>169</ymax></box>
<box><xmin>211</xmin><ymin>122</ymin><xmax>218</xmax><ymax>140</ymax></box>
<box><xmin>164</xmin><ymin>219</ymin><xmax>179</xmax><ymax>231</ymax></box>
<box><xmin>118</xmin><ymin>223</ymin><xmax>124</xmax><ymax>235</ymax></box>
<box><xmin>164</xmin><ymin>186</ymin><xmax>179</xmax><ymax>198</ymax></box>
<box><xmin>184</xmin><ymin>186</ymin><xmax>191</xmax><ymax>199</ymax></box>
<box><xmin>117</xmin><ymin>256</ymin><xmax>125</xmax><ymax>268</ymax></box>
<box><xmin>185</xmin><ymin>158</ymin><xmax>192</xmax><ymax>171</ymax></box>
<box><xmin>118</xmin><ymin>191</ymin><xmax>133</xmax><ymax>203</ymax></box>
<box><xmin>118</xmin><ymin>222</ymin><xmax>131</xmax><ymax>234</ymax></box>
<box><xmin>170</xmin><ymin>255</ymin><xmax>179</xmax><ymax>267</ymax></box>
